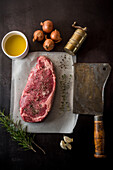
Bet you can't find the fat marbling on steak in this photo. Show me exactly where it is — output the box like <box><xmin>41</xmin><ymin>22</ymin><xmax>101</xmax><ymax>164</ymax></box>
<box><xmin>20</xmin><ymin>56</ymin><xmax>56</xmax><ymax>122</ymax></box>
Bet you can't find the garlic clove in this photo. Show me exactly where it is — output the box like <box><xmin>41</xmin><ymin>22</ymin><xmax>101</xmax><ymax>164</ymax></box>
<box><xmin>60</xmin><ymin>140</ymin><xmax>67</xmax><ymax>150</ymax></box>
<box><xmin>63</xmin><ymin>136</ymin><xmax>73</xmax><ymax>143</ymax></box>
<box><xmin>66</xmin><ymin>143</ymin><xmax>72</xmax><ymax>150</ymax></box>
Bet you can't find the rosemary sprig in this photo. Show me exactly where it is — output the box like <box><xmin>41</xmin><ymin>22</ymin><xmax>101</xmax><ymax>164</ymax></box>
<box><xmin>0</xmin><ymin>110</ymin><xmax>45</xmax><ymax>154</ymax></box>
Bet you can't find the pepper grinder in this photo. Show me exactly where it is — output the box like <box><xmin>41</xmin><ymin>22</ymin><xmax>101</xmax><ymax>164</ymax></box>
<box><xmin>64</xmin><ymin>22</ymin><xmax>87</xmax><ymax>55</ymax></box>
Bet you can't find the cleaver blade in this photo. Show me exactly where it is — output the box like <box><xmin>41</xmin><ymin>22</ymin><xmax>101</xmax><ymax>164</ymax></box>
<box><xmin>73</xmin><ymin>63</ymin><xmax>111</xmax><ymax>116</ymax></box>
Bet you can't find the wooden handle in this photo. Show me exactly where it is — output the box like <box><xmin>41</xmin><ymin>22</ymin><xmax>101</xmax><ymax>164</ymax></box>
<box><xmin>94</xmin><ymin>116</ymin><xmax>106</xmax><ymax>158</ymax></box>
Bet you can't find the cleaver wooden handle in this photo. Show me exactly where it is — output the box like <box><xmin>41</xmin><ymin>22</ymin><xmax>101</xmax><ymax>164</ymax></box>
<box><xmin>94</xmin><ymin>116</ymin><xmax>106</xmax><ymax>158</ymax></box>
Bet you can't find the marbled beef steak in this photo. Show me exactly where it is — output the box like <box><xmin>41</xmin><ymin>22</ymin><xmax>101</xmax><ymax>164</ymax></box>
<box><xmin>20</xmin><ymin>56</ymin><xmax>56</xmax><ymax>122</ymax></box>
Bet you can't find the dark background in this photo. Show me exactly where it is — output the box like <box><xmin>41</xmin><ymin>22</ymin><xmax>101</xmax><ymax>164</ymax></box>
<box><xmin>0</xmin><ymin>0</ymin><xmax>113</xmax><ymax>168</ymax></box>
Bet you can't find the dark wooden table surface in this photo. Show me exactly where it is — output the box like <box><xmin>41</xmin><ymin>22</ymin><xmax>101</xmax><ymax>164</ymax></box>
<box><xmin>0</xmin><ymin>0</ymin><xmax>113</xmax><ymax>168</ymax></box>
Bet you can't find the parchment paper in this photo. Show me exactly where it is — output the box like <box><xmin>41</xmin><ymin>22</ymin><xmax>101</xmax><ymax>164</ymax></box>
<box><xmin>10</xmin><ymin>52</ymin><xmax>78</xmax><ymax>133</ymax></box>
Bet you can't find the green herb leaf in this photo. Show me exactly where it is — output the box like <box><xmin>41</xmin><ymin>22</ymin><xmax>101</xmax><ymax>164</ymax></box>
<box><xmin>0</xmin><ymin>110</ymin><xmax>45</xmax><ymax>154</ymax></box>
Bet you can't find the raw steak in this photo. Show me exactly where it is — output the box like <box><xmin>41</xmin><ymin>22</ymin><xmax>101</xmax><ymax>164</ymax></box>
<box><xmin>20</xmin><ymin>56</ymin><xmax>56</xmax><ymax>122</ymax></box>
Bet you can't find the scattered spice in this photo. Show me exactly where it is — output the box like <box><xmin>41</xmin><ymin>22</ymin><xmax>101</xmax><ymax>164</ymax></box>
<box><xmin>59</xmin><ymin>56</ymin><xmax>68</xmax><ymax>69</ymax></box>
<box><xmin>59</xmin><ymin>74</ymin><xmax>72</xmax><ymax>112</ymax></box>
<box><xmin>29</xmin><ymin>104</ymin><xmax>39</xmax><ymax>115</ymax></box>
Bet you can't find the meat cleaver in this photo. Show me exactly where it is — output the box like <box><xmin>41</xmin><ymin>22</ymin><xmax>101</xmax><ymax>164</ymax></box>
<box><xmin>73</xmin><ymin>63</ymin><xmax>111</xmax><ymax>158</ymax></box>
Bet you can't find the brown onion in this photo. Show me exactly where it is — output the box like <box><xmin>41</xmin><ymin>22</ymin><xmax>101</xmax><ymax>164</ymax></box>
<box><xmin>33</xmin><ymin>30</ymin><xmax>44</xmax><ymax>42</ymax></box>
<box><xmin>40</xmin><ymin>20</ymin><xmax>53</xmax><ymax>33</ymax></box>
<box><xmin>43</xmin><ymin>39</ymin><xmax>54</xmax><ymax>51</ymax></box>
<box><xmin>50</xmin><ymin>29</ymin><xmax>62</xmax><ymax>43</ymax></box>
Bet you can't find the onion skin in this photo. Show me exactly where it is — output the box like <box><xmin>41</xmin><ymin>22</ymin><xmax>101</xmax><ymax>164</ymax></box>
<box><xmin>33</xmin><ymin>30</ymin><xmax>44</xmax><ymax>42</ymax></box>
<box><xmin>43</xmin><ymin>39</ymin><xmax>54</xmax><ymax>51</ymax></box>
<box><xmin>50</xmin><ymin>29</ymin><xmax>62</xmax><ymax>43</ymax></box>
<box><xmin>40</xmin><ymin>20</ymin><xmax>53</xmax><ymax>33</ymax></box>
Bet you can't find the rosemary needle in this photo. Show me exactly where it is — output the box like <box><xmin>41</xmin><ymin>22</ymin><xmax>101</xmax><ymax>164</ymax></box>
<box><xmin>0</xmin><ymin>110</ymin><xmax>45</xmax><ymax>154</ymax></box>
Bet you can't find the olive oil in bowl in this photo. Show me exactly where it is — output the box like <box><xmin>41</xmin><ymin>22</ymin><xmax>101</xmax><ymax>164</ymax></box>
<box><xmin>1</xmin><ymin>31</ymin><xmax>29</xmax><ymax>59</ymax></box>
<box><xmin>5</xmin><ymin>35</ymin><xmax>26</xmax><ymax>56</ymax></box>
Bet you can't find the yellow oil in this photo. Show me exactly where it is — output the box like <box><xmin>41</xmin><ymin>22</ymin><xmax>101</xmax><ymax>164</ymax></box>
<box><xmin>5</xmin><ymin>35</ymin><xmax>26</xmax><ymax>56</ymax></box>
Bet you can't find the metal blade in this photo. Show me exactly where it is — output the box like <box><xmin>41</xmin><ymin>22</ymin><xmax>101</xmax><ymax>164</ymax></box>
<box><xmin>73</xmin><ymin>63</ymin><xmax>111</xmax><ymax>115</ymax></box>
